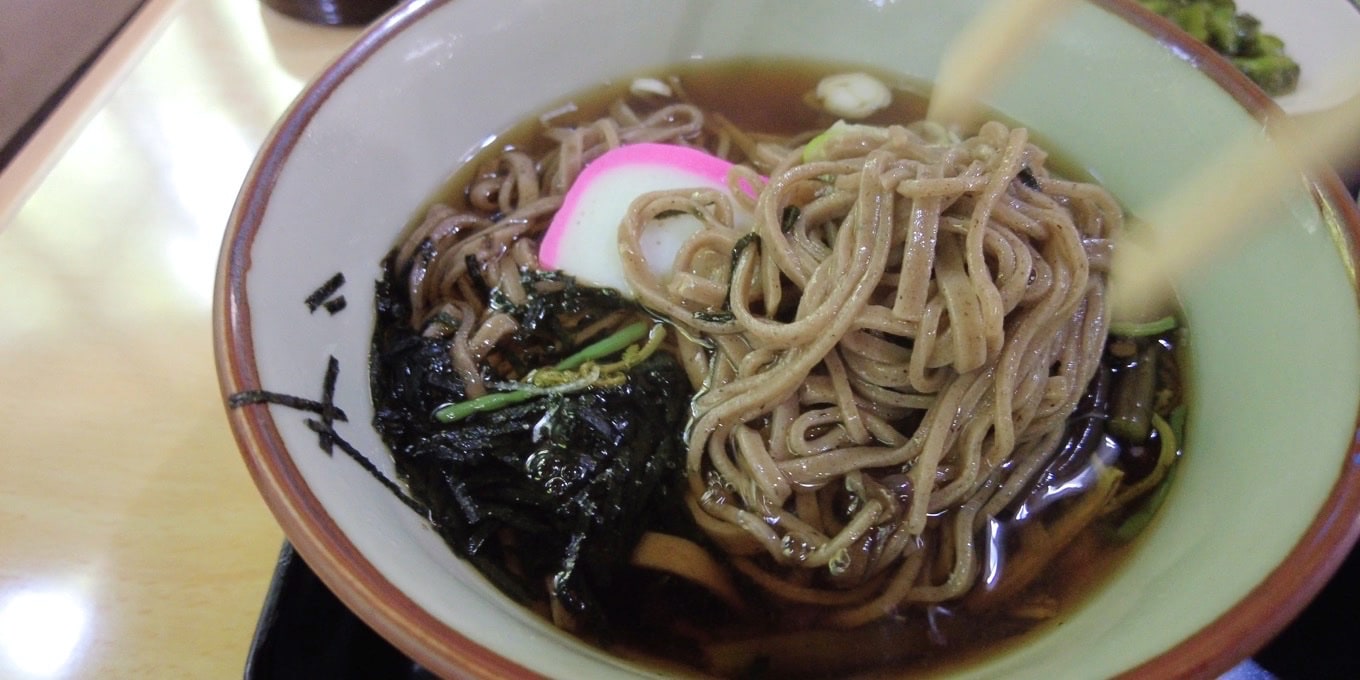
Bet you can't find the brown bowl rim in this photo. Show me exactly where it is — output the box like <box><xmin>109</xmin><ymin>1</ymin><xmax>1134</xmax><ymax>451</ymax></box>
<box><xmin>214</xmin><ymin>0</ymin><xmax>1360</xmax><ymax>678</ymax></box>
<box><xmin>215</xmin><ymin>1</ymin><xmax>541</xmax><ymax>677</ymax></box>
<box><xmin>1095</xmin><ymin>1</ymin><xmax>1360</xmax><ymax>677</ymax></box>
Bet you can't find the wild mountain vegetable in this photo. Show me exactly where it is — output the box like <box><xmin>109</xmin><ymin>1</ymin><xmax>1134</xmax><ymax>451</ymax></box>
<box><xmin>432</xmin><ymin>321</ymin><xmax>663</xmax><ymax>422</ymax></box>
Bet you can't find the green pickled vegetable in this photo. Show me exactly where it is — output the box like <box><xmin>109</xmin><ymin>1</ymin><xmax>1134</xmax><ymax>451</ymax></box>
<box><xmin>1233</xmin><ymin>53</ymin><xmax>1300</xmax><ymax>97</ymax></box>
<box><xmin>1135</xmin><ymin>0</ymin><xmax>1300</xmax><ymax>96</ymax></box>
<box><xmin>1173</xmin><ymin>4</ymin><xmax>1211</xmax><ymax>42</ymax></box>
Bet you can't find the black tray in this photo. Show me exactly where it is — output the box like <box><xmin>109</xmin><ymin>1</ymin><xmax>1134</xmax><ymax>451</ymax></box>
<box><xmin>243</xmin><ymin>540</ymin><xmax>1360</xmax><ymax>679</ymax></box>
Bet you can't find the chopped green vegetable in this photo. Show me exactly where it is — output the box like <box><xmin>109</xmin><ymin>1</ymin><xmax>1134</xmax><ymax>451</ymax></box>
<box><xmin>1109</xmin><ymin>315</ymin><xmax>1177</xmax><ymax>337</ymax></box>
<box><xmin>801</xmin><ymin>120</ymin><xmax>889</xmax><ymax>162</ymax></box>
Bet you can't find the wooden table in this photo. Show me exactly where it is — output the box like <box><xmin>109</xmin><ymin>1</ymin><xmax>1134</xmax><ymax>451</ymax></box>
<box><xmin>0</xmin><ymin>1</ymin><xmax>361</xmax><ymax>676</ymax></box>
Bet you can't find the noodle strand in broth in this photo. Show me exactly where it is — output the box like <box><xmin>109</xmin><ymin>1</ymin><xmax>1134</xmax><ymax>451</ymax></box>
<box><xmin>607</xmin><ymin>118</ymin><xmax>1118</xmax><ymax>618</ymax></box>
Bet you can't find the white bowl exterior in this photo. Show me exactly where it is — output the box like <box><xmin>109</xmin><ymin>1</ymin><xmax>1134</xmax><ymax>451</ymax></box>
<box><xmin>236</xmin><ymin>0</ymin><xmax>1360</xmax><ymax>677</ymax></box>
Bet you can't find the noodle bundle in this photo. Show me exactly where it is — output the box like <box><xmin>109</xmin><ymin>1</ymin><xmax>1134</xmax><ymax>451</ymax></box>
<box><xmin>618</xmin><ymin>119</ymin><xmax>1121</xmax><ymax>622</ymax></box>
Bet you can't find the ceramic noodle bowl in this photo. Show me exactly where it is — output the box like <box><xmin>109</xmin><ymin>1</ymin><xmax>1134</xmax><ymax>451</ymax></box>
<box><xmin>215</xmin><ymin>0</ymin><xmax>1360</xmax><ymax>677</ymax></box>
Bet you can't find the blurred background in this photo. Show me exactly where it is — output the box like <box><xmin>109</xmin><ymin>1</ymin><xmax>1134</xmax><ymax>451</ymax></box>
<box><xmin>0</xmin><ymin>0</ymin><xmax>147</xmax><ymax>170</ymax></box>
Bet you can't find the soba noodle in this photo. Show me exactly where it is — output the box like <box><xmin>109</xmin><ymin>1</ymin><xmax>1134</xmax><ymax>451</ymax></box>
<box><xmin>387</xmin><ymin>73</ymin><xmax>1126</xmax><ymax>638</ymax></box>
<box><xmin>618</xmin><ymin>117</ymin><xmax>1120</xmax><ymax>620</ymax></box>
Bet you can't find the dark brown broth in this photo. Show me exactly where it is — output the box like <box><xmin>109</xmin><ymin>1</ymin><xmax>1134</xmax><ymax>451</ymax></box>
<box><xmin>415</xmin><ymin>58</ymin><xmax>933</xmax><ymax>218</ymax></box>
<box><xmin>386</xmin><ymin>59</ymin><xmax>1183</xmax><ymax>678</ymax></box>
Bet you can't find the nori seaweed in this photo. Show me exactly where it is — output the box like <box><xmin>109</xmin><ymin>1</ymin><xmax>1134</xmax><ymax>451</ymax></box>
<box><xmin>305</xmin><ymin>272</ymin><xmax>347</xmax><ymax>314</ymax></box>
<box><xmin>369</xmin><ymin>255</ymin><xmax>696</xmax><ymax>634</ymax></box>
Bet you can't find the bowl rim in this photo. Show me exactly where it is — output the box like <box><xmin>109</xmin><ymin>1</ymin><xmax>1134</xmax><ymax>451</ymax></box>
<box><xmin>214</xmin><ymin>1</ymin><xmax>1360</xmax><ymax>677</ymax></box>
<box><xmin>216</xmin><ymin>1</ymin><xmax>539</xmax><ymax>676</ymax></box>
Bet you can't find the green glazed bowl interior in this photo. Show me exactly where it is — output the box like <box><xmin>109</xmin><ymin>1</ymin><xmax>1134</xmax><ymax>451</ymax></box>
<box><xmin>216</xmin><ymin>0</ymin><xmax>1360</xmax><ymax>677</ymax></box>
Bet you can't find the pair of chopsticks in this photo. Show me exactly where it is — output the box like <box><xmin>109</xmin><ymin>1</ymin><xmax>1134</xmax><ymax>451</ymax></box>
<box><xmin>930</xmin><ymin>0</ymin><xmax>1360</xmax><ymax>320</ymax></box>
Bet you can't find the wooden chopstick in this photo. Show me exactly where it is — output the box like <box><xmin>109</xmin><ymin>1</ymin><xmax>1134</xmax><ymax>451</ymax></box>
<box><xmin>1109</xmin><ymin>90</ymin><xmax>1360</xmax><ymax>319</ymax></box>
<box><xmin>930</xmin><ymin>0</ymin><xmax>1360</xmax><ymax>320</ymax></box>
<box><xmin>927</xmin><ymin>0</ymin><xmax>1080</xmax><ymax>127</ymax></box>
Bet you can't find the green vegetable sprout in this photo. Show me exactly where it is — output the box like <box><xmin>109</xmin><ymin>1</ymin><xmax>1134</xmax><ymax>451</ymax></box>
<box><xmin>433</xmin><ymin>321</ymin><xmax>665</xmax><ymax>422</ymax></box>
